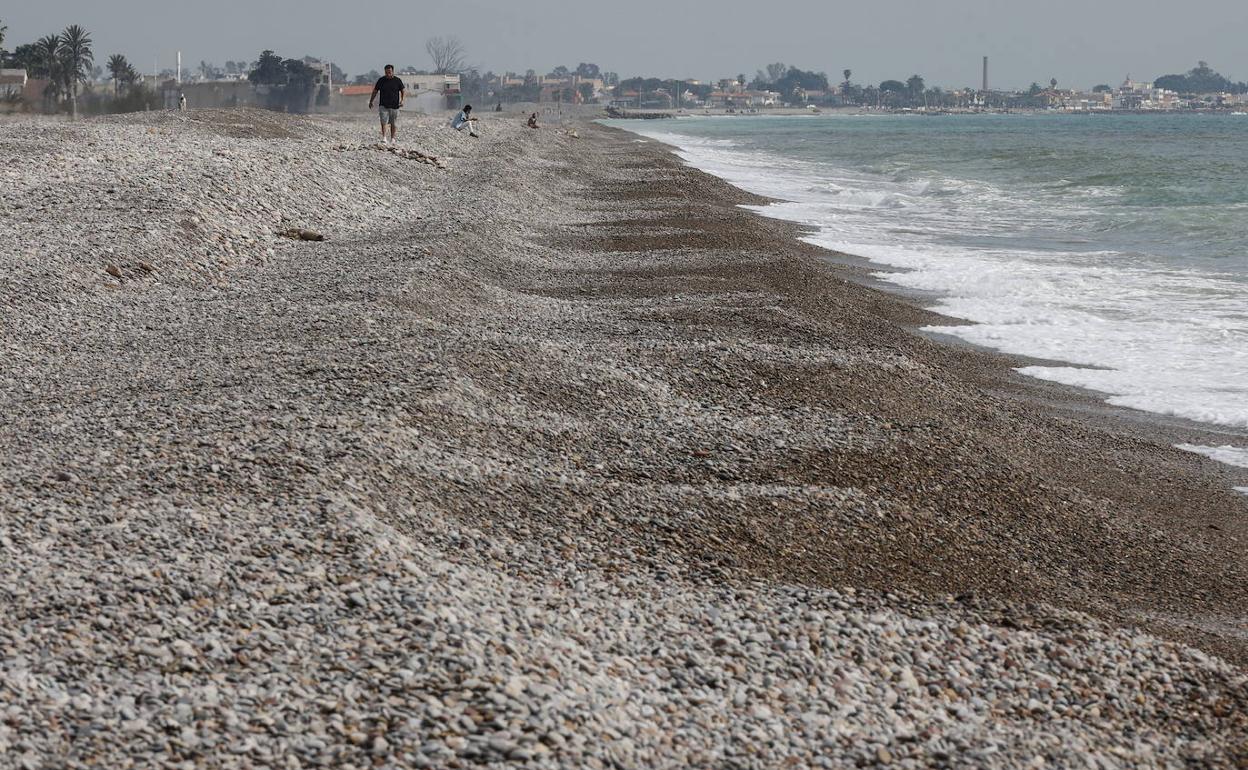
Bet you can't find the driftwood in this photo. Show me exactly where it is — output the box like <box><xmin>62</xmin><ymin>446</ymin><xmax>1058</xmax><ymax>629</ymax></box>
<box><xmin>334</xmin><ymin>143</ymin><xmax>447</xmax><ymax>169</ymax></box>
<box><xmin>278</xmin><ymin>227</ymin><xmax>326</xmax><ymax>242</ymax></box>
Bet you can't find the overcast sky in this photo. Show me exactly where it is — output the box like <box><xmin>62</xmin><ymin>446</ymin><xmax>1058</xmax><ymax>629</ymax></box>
<box><xmin>4</xmin><ymin>0</ymin><xmax>1245</xmax><ymax>90</ymax></box>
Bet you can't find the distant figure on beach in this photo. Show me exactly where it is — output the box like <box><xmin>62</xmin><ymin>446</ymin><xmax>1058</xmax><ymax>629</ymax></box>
<box><xmin>368</xmin><ymin>65</ymin><xmax>406</xmax><ymax>144</ymax></box>
<box><xmin>178</xmin><ymin>93</ymin><xmax>186</xmax><ymax>112</ymax></box>
<box><xmin>495</xmin><ymin>102</ymin><xmax>503</xmax><ymax>112</ymax></box>
<box><xmin>451</xmin><ymin>105</ymin><xmax>480</xmax><ymax>138</ymax></box>
<box><xmin>527</xmin><ymin>112</ymin><xmax>539</xmax><ymax>129</ymax></box>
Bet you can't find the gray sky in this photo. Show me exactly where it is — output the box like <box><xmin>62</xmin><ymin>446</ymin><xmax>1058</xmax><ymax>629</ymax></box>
<box><xmin>4</xmin><ymin>0</ymin><xmax>1246</xmax><ymax>90</ymax></box>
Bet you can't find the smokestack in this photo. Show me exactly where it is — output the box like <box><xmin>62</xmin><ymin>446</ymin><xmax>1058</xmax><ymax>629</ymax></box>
<box><xmin>982</xmin><ymin>56</ymin><xmax>988</xmax><ymax>92</ymax></box>
<box><xmin>177</xmin><ymin>51</ymin><xmax>182</xmax><ymax>84</ymax></box>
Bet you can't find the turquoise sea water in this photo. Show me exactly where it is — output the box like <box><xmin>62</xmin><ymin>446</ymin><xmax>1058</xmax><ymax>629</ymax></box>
<box><xmin>607</xmin><ymin>114</ymin><xmax>1248</xmax><ymax>468</ymax></box>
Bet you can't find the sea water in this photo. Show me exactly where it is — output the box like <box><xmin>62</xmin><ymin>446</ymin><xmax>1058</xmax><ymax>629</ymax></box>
<box><xmin>606</xmin><ymin>113</ymin><xmax>1248</xmax><ymax>472</ymax></box>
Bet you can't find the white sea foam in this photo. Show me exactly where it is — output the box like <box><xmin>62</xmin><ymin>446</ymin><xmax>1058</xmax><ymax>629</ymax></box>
<box><xmin>1177</xmin><ymin>444</ymin><xmax>1248</xmax><ymax>468</ymax></box>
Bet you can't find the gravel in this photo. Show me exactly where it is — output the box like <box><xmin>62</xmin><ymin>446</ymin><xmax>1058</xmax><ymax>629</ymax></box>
<box><xmin>1</xmin><ymin>108</ymin><xmax>1245</xmax><ymax>768</ymax></box>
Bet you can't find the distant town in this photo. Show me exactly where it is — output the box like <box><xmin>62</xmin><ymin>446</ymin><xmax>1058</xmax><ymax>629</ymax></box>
<box><xmin>2</xmin><ymin>21</ymin><xmax>1247</xmax><ymax>116</ymax></box>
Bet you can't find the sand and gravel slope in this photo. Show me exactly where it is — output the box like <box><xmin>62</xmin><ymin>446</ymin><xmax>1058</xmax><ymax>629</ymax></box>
<box><xmin>1</xmin><ymin>109</ymin><xmax>1246</xmax><ymax>768</ymax></box>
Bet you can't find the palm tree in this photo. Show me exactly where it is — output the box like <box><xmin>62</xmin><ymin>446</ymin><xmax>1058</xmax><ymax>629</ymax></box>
<box><xmin>58</xmin><ymin>24</ymin><xmax>93</xmax><ymax>119</ymax></box>
<box><xmin>906</xmin><ymin>74</ymin><xmax>925</xmax><ymax>105</ymax></box>
<box><xmin>843</xmin><ymin>68</ymin><xmax>851</xmax><ymax>84</ymax></box>
<box><xmin>1</xmin><ymin>19</ymin><xmax>8</xmax><ymax>51</ymax></box>
<box><xmin>108</xmin><ymin>53</ymin><xmax>129</xmax><ymax>96</ymax></box>
<box><xmin>36</xmin><ymin>35</ymin><xmax>60</xmax><ymax>74</ymax></box>
<box><xmin>36</xmin><ymin>35</ymin><xmax>62</xmax><ymax>108</ymax></box>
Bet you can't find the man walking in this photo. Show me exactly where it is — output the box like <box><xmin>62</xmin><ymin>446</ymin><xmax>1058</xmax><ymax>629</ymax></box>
<box><xmin>368</xmin><ymin>65</ymin><xmax>405</xmax><ymax>144</ymax></box>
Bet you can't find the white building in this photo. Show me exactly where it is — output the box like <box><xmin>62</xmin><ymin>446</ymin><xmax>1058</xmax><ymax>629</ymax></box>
<box><xmin>0</xmin><ymin>69</ymin><xmax>27</xmax><ymax>99</ymax></box>
<box><xmin>398</xmin><ymin>72</ymin><xmax>461</xmax><ymax>95</ymax></box>
<box><xmin>1111</xmin><ymin>77</ymin><xmax>1178</xmax><ymax>110</ymax></box>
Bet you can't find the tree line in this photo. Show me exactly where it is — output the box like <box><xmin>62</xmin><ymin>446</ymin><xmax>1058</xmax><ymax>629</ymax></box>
<box><xmin>1</xmin><ymin>20</ymin><xmax>163</xmax><ymax>115</ymax></box>
<box><xmin>1</xmin><ymin>23</ymin><xmax>104</xmax><ymax>116</ymax></box>
<box><xmin>1153</xmin><ymin>62</ymin><xmax>1248</xmax><ymax>95</ymax></box>
<box><xmin>247</xmin><ymin>50</ymin><xmax>330</xmax><ymax>113</ymax></box>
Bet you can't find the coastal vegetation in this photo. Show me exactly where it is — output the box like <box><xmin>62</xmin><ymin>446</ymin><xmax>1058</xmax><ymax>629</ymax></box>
<box><xmin>425</xmin><ymin>36</ymin><xmax>467</xmax><ymax>76</ymax></box>
<box><xmin>106</xmin><ymin>53</ymin><xmax>137</xmax><ymax>96</ymax></box>
<box><xmin>58</xmin><ymin>24</ymin><xmax>92</xmax><ymax>118</ymax></box>
<box><xmin>247</xmin><ymin>49</ymin><xmax>326</xmax><ymax>113</ymax></box>
<box><xmin>745</xmin><ymin>64</ymin><xmax>831</xmax><ymax>100</ymax></box>
<box><xmin>1153</xmin><ymin>61</ymin><xmax>1248</xmax><ymax>95</ymax></box>
<box><xmin>0</xmin><ymin>24</ymin><xmax>110</xmax><ymax>115</ymax></box>
<box><xmin>0</xmin><ymin>21</ymin><xmax>151</xmax><ymax>114</ymax></box>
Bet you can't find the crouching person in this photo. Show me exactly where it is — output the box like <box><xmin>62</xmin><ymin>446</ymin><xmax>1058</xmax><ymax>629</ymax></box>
<box><xmin>451</xmin><ymin>105</ymin><xmax>479</xmax><ymax>138</ymax></box>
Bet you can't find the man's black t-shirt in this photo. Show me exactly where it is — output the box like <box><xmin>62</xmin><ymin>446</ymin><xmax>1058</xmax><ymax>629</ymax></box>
<box><xmin>374</xmin><ymin>76</ymin><xmax>405</xmax><ymax>109</ymax></box>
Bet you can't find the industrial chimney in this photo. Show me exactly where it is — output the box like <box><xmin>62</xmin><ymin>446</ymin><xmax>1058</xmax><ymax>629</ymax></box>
<box><xmin>982</xmin><ymin>56</ymin><xmax>988</xmax><ymax>92</ymax></box>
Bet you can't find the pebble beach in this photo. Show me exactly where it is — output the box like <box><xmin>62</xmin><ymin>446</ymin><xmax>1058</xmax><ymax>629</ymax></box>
<box><xmin>1</xmin><ymin>109</ymin><xmax>1246</xmax><ymax>768</ymax></box>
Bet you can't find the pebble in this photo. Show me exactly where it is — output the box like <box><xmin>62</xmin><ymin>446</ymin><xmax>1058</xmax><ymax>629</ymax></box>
<box><xmin>0</xmin><ymin>108</ymin><xmax>1243</xmax><ymax>770</ymax></box>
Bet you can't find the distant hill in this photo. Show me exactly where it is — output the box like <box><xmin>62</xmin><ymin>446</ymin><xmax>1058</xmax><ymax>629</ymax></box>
<box><xmin>1153</xmin><ymin>61</ymin><xmax>1248</xmax><ymax>94</ymax></box>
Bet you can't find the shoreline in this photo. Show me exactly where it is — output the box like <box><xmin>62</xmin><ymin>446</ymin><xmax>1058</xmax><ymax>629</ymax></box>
<box><xmin>2</xmin><ymin>109</ymin><xmax>1246</xmax><ymax>766</ymax></box>
<box><xmin>610</xmin><ymin>106</ymin><xmax>1248</xmax><ymax>118</ymax></box>
<box><xmin>615</xmin><ymin>122</ymin><xmax>1248</xmax><ymax>480</ymax></box>
<box><xmin>826</xmin><ymin>254</ymin><xmax>1248</xmax><ymax>465</ymax></box>
<box><xmin>584</xmin><ymin>121</ymin><xmax>1248</xmax><ymax>657</ymax></box>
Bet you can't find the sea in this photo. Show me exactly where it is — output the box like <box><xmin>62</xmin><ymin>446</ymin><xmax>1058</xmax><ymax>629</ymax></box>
<box><xmin>606</xmin><ymin>113</ymin><xmax>1248</xmax><ymax>477</ymax></box>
